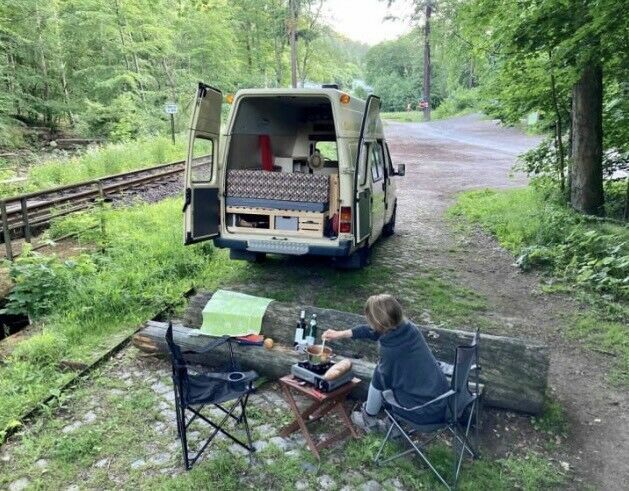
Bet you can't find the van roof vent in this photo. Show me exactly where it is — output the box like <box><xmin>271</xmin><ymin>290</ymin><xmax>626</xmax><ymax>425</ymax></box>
<box><xmin>321</xmin><ymin>83</ymin><xmax>339</xmax><ymax>89</ymax></box>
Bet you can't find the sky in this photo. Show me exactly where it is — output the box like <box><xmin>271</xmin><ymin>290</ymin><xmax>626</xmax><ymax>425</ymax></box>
<box><xmin>323</xmin><ymin>0</ymin><xmax>416</xmax><ymax>45</ymax></box>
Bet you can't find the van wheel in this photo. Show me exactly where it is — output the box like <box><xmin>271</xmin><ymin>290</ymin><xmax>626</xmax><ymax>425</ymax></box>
<box><xmin>383</xmin><ymin>205</ymin><xmax>396</xmax><ymax>237</ymax></box>
<box><xmin>335</xmin><ymin>246</ymin><xmax>371</xmax><ymax>269</ymax></box>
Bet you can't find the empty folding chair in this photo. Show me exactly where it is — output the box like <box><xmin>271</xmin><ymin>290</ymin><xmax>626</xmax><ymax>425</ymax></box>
<box><xmin>165</xmin><ymin>322</ymin><xmax>258</xmax><ymax>469</ymax></box>
<box><xmin>374</xmin><ymin>330</ymin><xmax>482</xmax><ymax>490</ymax></box>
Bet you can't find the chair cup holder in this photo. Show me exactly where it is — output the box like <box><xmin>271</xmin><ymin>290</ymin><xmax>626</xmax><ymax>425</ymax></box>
<box><xmin>228</xmin><ymin>371</ymin><xmax>246</xmax><ymax>382</ymax></box>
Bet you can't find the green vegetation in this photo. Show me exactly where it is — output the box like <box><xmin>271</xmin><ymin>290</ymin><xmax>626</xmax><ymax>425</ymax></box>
<box><xmin>0</xmin><ymin>136</ymin><xmax>186</xmax><ymax>196</ymax></box>
<box><xmin>0</xmin><ymin>0</ymin><xmax>367</xmax><ymax>149</ymax></box>
<box><xmin>532</xmin><ymin>398</ymin><xmax>569</xmax><ymax>437</ymax></box>
<box><xmin>1</xmin><ymin>195</ymin><xmax>494</xmax><ymax>436</ymax></box>
<box><xmin>450</xmin><ymin>186</ymin><xmax>629</xmax><ymax>383</ymax></box>
<box><xmin>0</xmin><ymin>350</ymin><xmax>566</xmax><ymax>491</ymax></box>
<box><xmin>0</xmin><ymin>198</ymin><xmax>247</xmax><ymax>436</ymax></box>
<box><xmin>381</xmin><ymin>88</ymin><xmax>478</xmax><ymax>123</ymax></box>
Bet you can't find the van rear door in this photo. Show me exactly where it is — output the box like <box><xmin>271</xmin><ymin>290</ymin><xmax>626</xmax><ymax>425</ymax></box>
<box><xmin>355</xmin><ymin>95</ymin><xmax>382</xmax><ymax>243</ymax></box>
<box><xmin>183</xmin><ymin>83</ymin><xmax>222</xmax><ymax>245</ymax></box>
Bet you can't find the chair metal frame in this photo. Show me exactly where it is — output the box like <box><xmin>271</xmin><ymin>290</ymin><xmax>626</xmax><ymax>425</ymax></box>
<box><xmin>374</xmin><ymin>329</ymin><xmax>482</xmax><ymax>490</ymax></box>
<box><xmin>166</xmin><ymin>322</ymin><xmax>257</xmax><ymax>470</ymax></box>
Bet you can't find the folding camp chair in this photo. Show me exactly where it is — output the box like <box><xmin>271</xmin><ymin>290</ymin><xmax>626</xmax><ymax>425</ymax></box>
<box><xmin>165</xmin><ymin>322</ymin><xmax>258</xmax><ymax>470</ymax></box>
<box><xmin>374</xmin><ymin>329</ymin><xmax>482</xmax><ymax>490</ymax></box>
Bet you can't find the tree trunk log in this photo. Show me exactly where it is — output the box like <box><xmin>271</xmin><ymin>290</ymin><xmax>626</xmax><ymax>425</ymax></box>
<box><xmin>146</xmin><ymin>291</ymin><xmax>550</xmax><ymax>414</ymax></box>
<box><xmin>570</xmin><ymin>63</ymin><xmax>604</xmax><ymax>215</ymax></box>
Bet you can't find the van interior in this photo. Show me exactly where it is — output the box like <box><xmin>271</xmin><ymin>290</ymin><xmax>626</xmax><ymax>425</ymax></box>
<box><xmin>219</xmin><ymin>96</ymin><xmax>340</xmax><ymax>239</ymax></box>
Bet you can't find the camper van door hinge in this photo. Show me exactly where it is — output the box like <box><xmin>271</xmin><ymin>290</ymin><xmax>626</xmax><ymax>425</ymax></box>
<box><xmin>182</xmin><ymin>188</ymin><xmax>191</xmax><ymax>212</ymax></box>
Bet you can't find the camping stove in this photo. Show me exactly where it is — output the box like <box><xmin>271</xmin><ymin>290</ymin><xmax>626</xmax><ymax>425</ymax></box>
<box><xmin>290</xmin><ymin>361</ymin><xmax>354</xmax><ymax>393</ymax></box>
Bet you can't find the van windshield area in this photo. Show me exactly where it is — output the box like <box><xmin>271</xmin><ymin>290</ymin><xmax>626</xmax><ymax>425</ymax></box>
<box><xmin>224</xmin><ymin>95</ymin><xmax>340</xmax><ymax>240</ymax></box>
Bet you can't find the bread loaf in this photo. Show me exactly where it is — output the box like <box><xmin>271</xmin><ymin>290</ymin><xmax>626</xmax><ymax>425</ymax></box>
<box><xmin>323</xmin><ymin>359</ymin><xmax>352</xmax><ymax>381</ymax></box>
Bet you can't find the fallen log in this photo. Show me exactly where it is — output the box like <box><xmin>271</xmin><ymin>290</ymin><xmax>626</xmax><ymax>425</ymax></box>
<box><xmin>139</xmin><ymin>292</ymin><xmax>550</xmax><ymax>414</ymax></box>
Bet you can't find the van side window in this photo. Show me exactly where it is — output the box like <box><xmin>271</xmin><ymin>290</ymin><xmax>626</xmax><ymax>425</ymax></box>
<box><xmin>370</xmin><ymin>143</ymin><xmax>384</xmax><ymax>183</ymax></box>
<box><xmin>358</xmin><ymin>143</ymin><xmax>368</xmax><ymax>186</ymax></box>
<box><xmin>191</xmin><ymin>137</ymin><xmax>214</xmax><ymax>182</ymax></box>
<box><xmin>384</xmin><ymin>143</ymin><xmax>394</xmax><ymax>175</ymax></box>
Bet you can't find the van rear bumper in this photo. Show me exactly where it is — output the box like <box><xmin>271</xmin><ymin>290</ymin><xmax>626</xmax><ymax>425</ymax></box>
<box><xmin>213</xmin><ymin>237</ymin><xmax>352</xmax><ymax>257</ymax></box>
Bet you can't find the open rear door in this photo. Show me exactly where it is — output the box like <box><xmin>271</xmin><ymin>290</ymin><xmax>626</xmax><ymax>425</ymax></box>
<box><xmin>354</xmin><ymin>94</ymin><xmax>382</xmax><ymax>244</ymax></box>
<box><xmin>183</xmin><ymin>83</ymin><xmax>222</xmax><ymax>245</ymax></box>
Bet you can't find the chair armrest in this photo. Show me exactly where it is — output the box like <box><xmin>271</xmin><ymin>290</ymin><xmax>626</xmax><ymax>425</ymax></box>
<box><xmin>182</xmin><ymin>336</ymin><xmax>231</xmax><ymax>354</ymax></box>
<box><xmin>382</xmin><ymin>389</ymin><xmax>455</xmax><ymax>412</ymax></box>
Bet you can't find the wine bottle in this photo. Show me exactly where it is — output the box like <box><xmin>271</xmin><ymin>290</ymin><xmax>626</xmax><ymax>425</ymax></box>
<box><xmin>294</xmin><ymin>321</ymin><xmax>304</xmax><ymax>346</ymax></box>
<box><xmin>306</xmin><ymin>313</ymin><xmax>317</xmax><ymax>346</ymax></box>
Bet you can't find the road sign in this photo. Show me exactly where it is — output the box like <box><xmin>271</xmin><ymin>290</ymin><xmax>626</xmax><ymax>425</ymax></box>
<box><xmin>164</xmin><ymin>102</ymin><xmax>178</xmax><ymax>114</ymax></box>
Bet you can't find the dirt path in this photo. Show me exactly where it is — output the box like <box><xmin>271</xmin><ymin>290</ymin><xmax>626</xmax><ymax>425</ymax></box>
<box><xmin>383</xmin><ymin>114</ymin><xmax>628</xmax><ymax>490</ymax></box>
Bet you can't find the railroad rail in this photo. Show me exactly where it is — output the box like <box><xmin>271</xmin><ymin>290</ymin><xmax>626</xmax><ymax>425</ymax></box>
<box><xmin>1</xmin><ymin>160</ymin><xmax>186</xmax><ymax>260</ymax></box>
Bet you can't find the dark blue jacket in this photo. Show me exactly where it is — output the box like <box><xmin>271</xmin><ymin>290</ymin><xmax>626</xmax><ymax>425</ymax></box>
<box><xmin>352</xmin><ymin>320</ymin><xmax>449</xmax><ymax>424</ymax></box>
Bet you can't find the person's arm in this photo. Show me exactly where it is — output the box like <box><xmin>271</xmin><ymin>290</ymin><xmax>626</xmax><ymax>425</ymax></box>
<box><xmin>323</xmin><ymin>325</ymin><xmax>380</xmax><ymax>341</ymax></box>
<box><xmin>322</xmin><ymin>329</ymin><xmax>353</xmax><ymax>341</ymax></box>
<box><xmin>351</xmin><ymin>324</ymin><xmax>381</xmax><ymax>341</ymax></box>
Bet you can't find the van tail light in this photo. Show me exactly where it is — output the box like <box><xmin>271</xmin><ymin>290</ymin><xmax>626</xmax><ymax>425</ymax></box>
<box><xmin>340</xmin><ymin>206</ymin><xmax>352</xmax><ymax>233</ymax></box>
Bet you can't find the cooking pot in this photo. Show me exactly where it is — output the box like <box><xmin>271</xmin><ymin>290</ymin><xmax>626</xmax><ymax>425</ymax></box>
<box><xmin>306</xmin><ymin>344</ymin><xmax>333</xmax><ymax>365</ymax></box>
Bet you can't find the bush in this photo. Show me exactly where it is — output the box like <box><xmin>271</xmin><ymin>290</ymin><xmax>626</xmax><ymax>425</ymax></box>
<box><xmin>450</xmin><ymin>187</ymin><xmax>629</xmax><ymax>300</ymax></box>
<box><xmin>432</xmin><ymin>88</ymin><xmax>479</xmax><ymax>120</ymax></box>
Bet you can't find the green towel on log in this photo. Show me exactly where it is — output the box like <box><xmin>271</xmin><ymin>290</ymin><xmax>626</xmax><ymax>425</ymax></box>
<box><xmin>200</xmin><ymin>289</ymin><xmax>273</xmax><ymax>337</ymax></box>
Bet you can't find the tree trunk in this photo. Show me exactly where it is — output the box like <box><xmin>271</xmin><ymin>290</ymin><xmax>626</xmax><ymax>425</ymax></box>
<box><xmin>548</xmin><ymin>51</ymin><xmax>565</xmax><ymax>196</ymax></box>
<box><xmin>162</xmin><ymin>291</ymin><xmax>550</xmax><ymax>414</ymax></box>
<box><xmin>570</xmin><ymin>63</ymin><xmax>604</xmax><ymax>215</ymax></box>
<box><xmin>423</xmin><ymin>3</ymin><xmax>432</xmax><ymax>122</ymax></box>
<box><xmin>289</xmin><ymin>0</ymin><xmax>298</xmax><ymax>88</ymax></box>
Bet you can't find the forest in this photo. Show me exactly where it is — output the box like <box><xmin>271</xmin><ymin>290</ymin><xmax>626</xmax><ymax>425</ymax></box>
<box><xmin>0</xmin><ymin>0</ymin><xmax>367</xmax><ymax>145</ymax></box>
<box><xmin>1</xmin><ymin>0</ymin><xmax>626</xmax><ymax>219</ymax></box>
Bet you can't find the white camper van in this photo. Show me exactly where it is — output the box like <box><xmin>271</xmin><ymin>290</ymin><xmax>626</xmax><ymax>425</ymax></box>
<box><xmin>182</xmin><ymin>83</ymin><xmax>405</xmax><ymax>268</ymax></box>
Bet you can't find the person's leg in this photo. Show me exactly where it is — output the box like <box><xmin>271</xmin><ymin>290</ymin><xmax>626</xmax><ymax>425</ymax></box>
<box><xmin>364</xmin><ymin>383</ymin><xmax>383</xmax><ymax>416</ymax></box>
<box><xmin>352</xmin><ymin>383</ymin><xmax>385</xmax><ymax>432</ymax></box>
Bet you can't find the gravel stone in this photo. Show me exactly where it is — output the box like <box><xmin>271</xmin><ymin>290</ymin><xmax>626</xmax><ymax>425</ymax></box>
<box><xmin>150</xmin><ymin>453</ymin><xmax>171</xmax><ymax>466</ymax></box>
<box><xmin>94</xmin><ymin>458</ymin><xmax>109</xmax><ymax>468</ymax></box>
<box><xmin>83</xmin><ymin>410</ymin><xmax>97</xmax><ymax>423</ymax></box>
<box><xmin>34</xmin><ymin>459</ymin><xmax>48</xmax><ymax>469</ymax></box>
<box><xmin>228</xmin><ymin>443</ymin><xmax>250</xmax><ymax>457</ymax></box>
<box><xmin>151</xmin><ymin>380</ymin><xmax>171</xmax><ymax>395</ymax></box>
<box><xmin>268</xmin><ymin>436</ymin><xmax>292</xmax><ymax>451</ymax></box>
<box><xmin>61</xmin><ymin>421</ymin><xmax>83</xmax><ymax>433</ymax></box>
<box><xmin>9</xmin><ymin>478</ymin><xmax>30</xmax><ymax>491</ymax></box>
<box><xmin>131</xmin><ymin>459</ymin><xmax>146</xmax><ymax>469</ymax></box>
<box><xmin>256</xmin><ymin>423</ymin><xmax>275</xmax><ymax>438</ymax></box>
<box><xmin>318</xmin><ymin>475</ymin><xmax>336</xmax><ymax>490</ymax></box>
<box><xmin>384</xmin><ymin>478</ymin><xmax>405</xmax><ymax>490</ymax></box>
<box><xmin>253</xmin><ymin>440</ymin><xmax>268</xmax><ymax>452</ymax></box>
<box><xmin>295</xmin><ymin>480</ymin><xmax>310</xmax><ymax>491</ymax></box>
<box><xmin>361</xmin><ymin>480</ymin><xmax>383</xmax><ymax>491</ymax></box>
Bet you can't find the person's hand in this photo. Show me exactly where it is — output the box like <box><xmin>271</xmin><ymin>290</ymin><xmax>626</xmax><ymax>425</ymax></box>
<box><xmin>322</xmin><ymin>329</ymin><xmax>343</xmax><ymax>341</ymax></box>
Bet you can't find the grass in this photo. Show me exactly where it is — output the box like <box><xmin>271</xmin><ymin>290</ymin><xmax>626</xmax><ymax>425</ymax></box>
<box><xmin>1</xmin><ymin>192</ymin><xmax>490</xmax><ymax>436</ymax></box>
<box><xmin>0</xmin><ymin>198</ymin><xmax>247</xmax><ymax>436</ymax></box>
<box><xmin>0</xmin><ymin>135</ymin><xmax>186</xmax><ymax>196</ymax></box>
<box><xmin>0</xmin><ymin>348</ymin><xmax>566</xmax><ymax>491</ymax></box>
<box><xmin>450</xmin><ymin>186</ymin><xmax>629</xmax><ymax>384</ymax></box>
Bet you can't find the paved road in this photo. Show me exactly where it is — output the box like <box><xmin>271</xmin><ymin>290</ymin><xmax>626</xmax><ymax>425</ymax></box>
<box><xmin>382</xmin><ymin>114</ymin><xmax>628</xmax><ymax>490</ymax></box>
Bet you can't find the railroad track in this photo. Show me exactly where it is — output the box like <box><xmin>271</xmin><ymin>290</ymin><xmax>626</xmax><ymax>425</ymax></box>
<box><xmin>1</xmin><ymin>160</ymin><xmax>187</xmax><ymax>258</ymax></box>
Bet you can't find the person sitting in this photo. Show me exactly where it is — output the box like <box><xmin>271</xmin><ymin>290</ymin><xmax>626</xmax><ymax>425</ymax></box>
<box><xmin>322</xmin><ymin>294</ymin><xmax>449</xmax><ymax>431</ymax></box>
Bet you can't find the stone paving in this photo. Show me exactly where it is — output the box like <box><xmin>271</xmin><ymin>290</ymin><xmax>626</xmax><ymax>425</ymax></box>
<box><xmin>2</xmin><ymin>346</ymin><xmax>426</xmax><ymax>490</ymax></box>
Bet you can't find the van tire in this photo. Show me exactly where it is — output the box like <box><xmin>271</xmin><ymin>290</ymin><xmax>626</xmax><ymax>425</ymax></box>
<box><xmin>383</xmin><ymin>204</ymin><xmax>396</xmax><ymax>237</ymax></box>
<box><xmin>335</xmin><ymin>245</ymin><xmax>371</xmax><ymax>269</ymax></box>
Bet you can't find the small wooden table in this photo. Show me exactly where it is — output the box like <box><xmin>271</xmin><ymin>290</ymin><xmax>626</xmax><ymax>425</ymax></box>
<box><xmin>279</xmin><ymin>375</ymin><xmax>361</xmax><ymax>459</ymax></box>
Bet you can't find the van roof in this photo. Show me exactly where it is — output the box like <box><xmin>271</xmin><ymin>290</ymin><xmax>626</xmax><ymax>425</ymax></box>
<box><xmin>232</xmin><ymin>88</ymin><xmax>380</xmax><ymax>139</ymax></box>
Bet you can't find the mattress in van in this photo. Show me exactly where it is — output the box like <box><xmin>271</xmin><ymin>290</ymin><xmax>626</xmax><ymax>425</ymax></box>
<box><xmin>226</xmin><ymin>170</ymin><xmax>329</xmax><ymax>212</ymax></box>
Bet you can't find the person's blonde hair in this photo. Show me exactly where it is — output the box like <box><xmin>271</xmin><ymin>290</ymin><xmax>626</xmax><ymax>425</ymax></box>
<box><xmin>364</xmin><ymin>294</ymin><xmax>404</xmax><ymax>333</ymax></box>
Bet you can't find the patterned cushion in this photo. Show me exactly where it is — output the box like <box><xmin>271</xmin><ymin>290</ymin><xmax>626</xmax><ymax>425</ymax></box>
<box><xmin>226</xmin><ymin>170</ymin><xmax>329</xmax><ymax>203</ymax></box>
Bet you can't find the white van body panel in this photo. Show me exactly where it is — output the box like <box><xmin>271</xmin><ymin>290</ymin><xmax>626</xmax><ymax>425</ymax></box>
<box><xmin>183</xmin><ymin>86</ymin><xmax>400</xmax><ymax>264</ymax></box>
